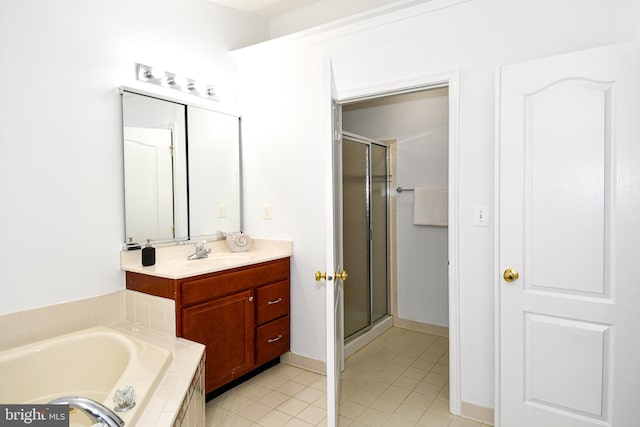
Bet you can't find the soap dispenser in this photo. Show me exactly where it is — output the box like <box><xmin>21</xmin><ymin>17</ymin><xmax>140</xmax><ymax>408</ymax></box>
<box><xmin>142</xmin><ymin>239</ymin><xmax>156</xmax><ymax>266</ymax></box>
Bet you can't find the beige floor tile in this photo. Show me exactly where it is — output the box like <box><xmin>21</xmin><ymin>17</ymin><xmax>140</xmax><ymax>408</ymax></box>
<box><xmin>296</xmin><ymin>405</ymin><xmax>326</xmax><ymax>425</ymax></box>
<box><xmin>278</xmin><ymin>397</ymin><xmax>310</xmax><ymax>416</ymax></box>
<box><xmin>239</xmin><ymin>384</ymin><xmax>272</xmax><ymax>401</ymax></box>
<box><xmin>364</xmin><ymin>379</ymin><xmax>391</xmax><ymax>395</ymax></box>
<box><xmin>294</xmin><ymin>370</ymin><xmax>325</xmax><ymax>386</ymax></box>
<box><xmin>427</xmin><ymin>398</ymin><xmax>450</xmax><ymax>415</ymax></box>
<box><xmin>254</xmin><ymin>374</ymin><xmax>290</xmax><ymax>390</ymax></box>
<box><xmin>411</xmin><ymin>358</ymin><xmax>436</xmax><ymax>371</ymax></box>
<box><xmin>338</xmin><ymin>415</ymin><xmax>354</xmax><ymax>426</ymax></box>
<box><xmin>355</xmin><ymin>407</ymin><xmax>390</xmax><ymax>426</ymax></box>
<box><xmin>313</xmin><ymin>395</ymin><xmax>327</xmax><ymax>409</ymax></box>
<box><xmin>393</xmin><ymin>402</ymin><xmax>426</xmax><ymax>422</ymax></box>
<box><xmin>240</xmin><ymin>402</ymin><xmax>273</xmax><ymax>422</ymax></box>
<box><xmin>296</xmin><ymin>386</ymin><xmax>325</xmax><ymax>404</ymax></box>
<box><xmin>417</xmin><ymin>410</ymin><xmax>452</xmax><ymax>427</ymax></box>
<box><xmin>216</xmin><ymin>415</ymin><xmax>254</xmax><ymax>427</ymax></box>
<box><xmin>430</xmin><ymin>363</ymin><xmax>448</xmax><ymax>376</ymax></box>
<box><xmin>404</xmin><ymin>367</ymin><xmax>429</xmax><ymax>381</ymax></box>
<box><xmin>370</xmin><ymin>395</ymin><xmax>403</xmax><ymax>414</ymax></box>
<box><xmin>271</xmin><ymin>364</ymin><xmax>306</xmax><ymax>379</ymax></box>
<box><xmin>448</xmin><ymin>418</ymin><xmax>483</xmax><ymax>427</ymax></box>
<box><xmin>382</xmin><ymin>415</ymin><xmax>417</xmax><ymax>427</ymax></box>
<box><xmin>393</xmin><ymin>375</ymin><xmax>420</xmax><ymax>390</ymax></box>
<box><xmin>206</xmin><ymin>405</ymin><xmax>233</xmax><ymax>425</ymax></box>
<box><xmin>258</xmin><ymin>390</ymin><xmax>290</xmax><ymax>408</ymax></box>
<box><xmin>420</xmin><ymin>351</ymin><xmax>444</xmax><ymax>362</ymax></box>
<box><xmin>385</xmin><ymin>362</ymin><xmax>410</xmax><ymax>375</ymax></box>
<box><xmin>278</xmin><ymin>380</ymin><xmax>308</xmax><ymax>396</ymax></box>
<box><xmin>339</xmin><ymin>400</ymin><xmax>367</xmax><ymax>420</ymax></box>
<box><xmin>219</xmin><ymin>395</ymin><xmax>255</xmax><ymax>413</ymax></box>
<box><xmin>310</xmin><ymin>377</ymin><xmax>327</xmax><ymax>392</ymax></box>
<box><xmin>380</xmin><ymin>385</ymin><xmax>411</xmax><ymax>401</ymax></box>
<box><xmin>414</xmin><ymin>381</ymin><xmax>443</xmax><ymax>397</ymax></box>
<box><xmin>347</xmin><ymin>389</ymin><xmax>378</xmax><ymax>406</ymax></box>
<box><xmin>256</xmin><ymin>409</ymin><xmax>293</xmax><ymax>427</ymax></box>
<box><xmin>283</xmin><ymin>417</ymin><xmax>315</xmax><ymax>427</ymax></box>
<box><xmin>423</xmin><ymin>372</ymin><xmax>448</xmax><ymax>386</ymax></box>
<box><xmin>404</xmin><ymin>391</ymin><xmax>436</xmax><ymax>409</ymax></box>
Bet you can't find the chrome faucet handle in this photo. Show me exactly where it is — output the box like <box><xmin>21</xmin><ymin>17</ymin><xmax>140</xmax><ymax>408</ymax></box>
<box><xmin>113</xmin><ymin>386</ymin><xmax>136</xmax><ymax>412</ymax></box>
<box><xmin>195</xmin><ymin>240</ymin><xmax>211</xmax><ymax>255</ymax></box>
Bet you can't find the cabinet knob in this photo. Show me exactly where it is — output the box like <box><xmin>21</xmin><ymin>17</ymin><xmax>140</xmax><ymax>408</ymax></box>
<box><xmin>248</xmin><ymin>296</ymin><xmax>254</xmax><ymax>302</ymax></box>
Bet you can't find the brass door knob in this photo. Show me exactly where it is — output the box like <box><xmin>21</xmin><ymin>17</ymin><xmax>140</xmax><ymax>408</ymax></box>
<box><xmin>503</xmin><ymin>268</ymin><xmax>519</xmax><ymax>282</ymax></box>
<box><xmin>315</xmin><ymin>271</ymin><xmax>327</xmax><ymax>281</ymax></box>
<box><xmin>335</xmin><ymin>270</ymin><xmax>348</xmax><ymax>282</ymax></box>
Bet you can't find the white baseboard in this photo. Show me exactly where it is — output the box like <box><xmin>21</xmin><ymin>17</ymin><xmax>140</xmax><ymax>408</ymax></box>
<box><xmin>280</xmin><ymin>352</ymin><xmax>326</xmax><ymax>375</ymax></box>
<box><xmin>393</xmin><ymin>316</ymin><xmax>449</xmax><ymax>337</ymax></box>
<box><xmin>461</xmin><ymin>400</ymin><xmax>494</xmax><ymax>425</ymax></box>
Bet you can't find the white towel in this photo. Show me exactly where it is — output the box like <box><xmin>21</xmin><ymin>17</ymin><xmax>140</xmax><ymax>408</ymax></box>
<box><xmin>413</xmin><ymin>187</ymin><xmax>448</xmax><ymax>226</ymax></box>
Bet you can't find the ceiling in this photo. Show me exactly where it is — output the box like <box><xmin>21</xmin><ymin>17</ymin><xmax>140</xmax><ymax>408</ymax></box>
<box><xmin>207</xmin><ymin>0</ymin><xmax>324</xmax><ymax>16</ymax></box>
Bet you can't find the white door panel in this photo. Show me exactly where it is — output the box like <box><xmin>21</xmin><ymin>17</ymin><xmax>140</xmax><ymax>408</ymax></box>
<box><xmin>498</xmin><ymin>42</ymin><xmax>640</xmax><ymax>427</ymax></box>
<box><xmin>324</xmin><ymin>57</ymin><xmax>343</xmax><ymax>427</ymax></box>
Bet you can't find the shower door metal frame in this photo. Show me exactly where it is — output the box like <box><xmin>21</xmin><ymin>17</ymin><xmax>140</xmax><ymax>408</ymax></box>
<box><xmin>342</xmin><ymin>131</ymin><xmax>390</xmax><ymax>341</ymax></box>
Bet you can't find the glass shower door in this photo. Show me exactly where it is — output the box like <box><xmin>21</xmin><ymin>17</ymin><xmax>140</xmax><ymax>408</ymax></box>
<box><xmin>342</xmin><ymin>134</ymin><xmax>389</xmax><ymax>340</ymax></box>
<box><xmin>342</xmin><ymin>139</ymin><xmax>370</xmax><ymax>338</ymax></box>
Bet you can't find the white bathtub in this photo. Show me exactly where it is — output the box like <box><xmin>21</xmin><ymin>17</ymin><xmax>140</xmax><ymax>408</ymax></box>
<box><xmin>0</xmin><ymin>326</ymin><xmax>172</xmax><ymax>426</ymax></box>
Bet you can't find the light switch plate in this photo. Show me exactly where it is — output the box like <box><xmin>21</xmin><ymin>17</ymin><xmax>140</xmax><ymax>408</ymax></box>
<box><xmin>263</xmin><ymin>204</ymin><xmax>272</xmax><ymax>220</ymax></box>
<box><xmin>473</xmin><ymin>205</ymin><xmax>490</xmax><ymax>226</ymax></box>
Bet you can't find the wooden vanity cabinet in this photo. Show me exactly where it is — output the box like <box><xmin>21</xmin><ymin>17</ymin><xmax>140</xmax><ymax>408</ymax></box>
<box><xmin>126</xmin><ymin>257</ymin><xmax>290</xmax><ymax>394</ymax></box>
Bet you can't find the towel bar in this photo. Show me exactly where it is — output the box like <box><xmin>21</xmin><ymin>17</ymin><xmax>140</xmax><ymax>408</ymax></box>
<box><xmin>396</xmin><ymin>187</ymin><xmax>414</xmax><ymax>193</ymax></box>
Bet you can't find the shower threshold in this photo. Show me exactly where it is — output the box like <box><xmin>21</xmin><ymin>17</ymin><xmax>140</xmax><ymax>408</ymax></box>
<box><xmin>344</xmin><ymin>315</ymin><xmax>393</xmax><ymax>359</ymax></box>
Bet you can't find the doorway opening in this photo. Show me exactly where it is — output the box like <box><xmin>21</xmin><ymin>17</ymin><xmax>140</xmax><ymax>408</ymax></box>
<box><xmin>337</xmin><ymin>78</ymin><xmax>460</xmax><ymax>414</ymax></box>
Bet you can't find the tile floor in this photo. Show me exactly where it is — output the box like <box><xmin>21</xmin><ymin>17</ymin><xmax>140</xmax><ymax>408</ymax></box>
<box><xmin>205</xmin><ymin>327</ymin><xmax>493</xmax><ymax>426</ymax></box>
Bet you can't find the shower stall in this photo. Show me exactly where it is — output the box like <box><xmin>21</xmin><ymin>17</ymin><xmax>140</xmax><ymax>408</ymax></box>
<box><xmin>341</xmin><ymin>132</ymin><xmax>390</xmax><ymax>341</ymax></box>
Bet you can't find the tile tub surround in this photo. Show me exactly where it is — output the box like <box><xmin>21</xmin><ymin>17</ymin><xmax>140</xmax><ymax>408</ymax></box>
<box><xmin>120</xmin><ymin>238</ymin><xmax>293</xmax><ymax>279</ymax></box>
<box><xmin>113</xmin><ymin>323</ymin><xmax>206</xmax><ymax>426</ymax></box>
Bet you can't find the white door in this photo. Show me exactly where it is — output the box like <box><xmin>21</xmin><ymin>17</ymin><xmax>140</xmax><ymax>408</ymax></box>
<box><xmin>123</xmin><ymin>127</ymin><xmax>175</xmax><ymax>243</ymax></box>
<box><xmin>323</xmin><ymin>58</ymin><xmax>345</xmax><ymax>427</ymax></box>
<box><xmin>498</xmin><ymin>42</ymin><xmax>640</xmax><ymax>426</ymax></box>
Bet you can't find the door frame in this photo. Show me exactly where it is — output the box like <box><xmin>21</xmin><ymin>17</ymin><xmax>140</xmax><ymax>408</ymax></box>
<box><xmin>338</xmin><ymin>69</ymin><xmax>462</xmax><ymax>414</ymax></box>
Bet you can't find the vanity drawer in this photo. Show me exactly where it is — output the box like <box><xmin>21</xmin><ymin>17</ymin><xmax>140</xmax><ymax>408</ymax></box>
<box><xmin>256</xmin><ymin>316</ymin><xmax>290</xmax><ymax>366</ymax></box>
<box><xmin>256</xmin><ymin>280</ymin><xmax>290</xmax><ymax>325</ymax></box>
<box><xmin>181</xmin><ymin>258</ymin><xmax>290</xmax><ymax>306</ymax></box>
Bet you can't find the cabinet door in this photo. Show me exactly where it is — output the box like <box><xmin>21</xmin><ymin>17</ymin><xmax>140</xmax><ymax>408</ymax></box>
<box><xmin>182</xmin><ymin>290</ymin><xmax>254</xmax><ymax>393</ymax></box>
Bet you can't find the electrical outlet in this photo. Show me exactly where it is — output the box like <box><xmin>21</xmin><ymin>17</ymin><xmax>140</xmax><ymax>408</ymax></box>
<box><xmin>473</xmin><ymin>205</ymin><xmax>490</xmax><ymax>226</ymax></box>
<box><xmin>263</xmin><ymin>204</ymin><xmax>272</xmax><ymax>220</ymax></box>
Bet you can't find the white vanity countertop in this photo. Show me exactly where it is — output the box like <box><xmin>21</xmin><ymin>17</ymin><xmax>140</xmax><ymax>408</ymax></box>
<box><xmin>120</xmin><ymin>238</ymin><xmax>293</xmax><ymax>279</ymax></box>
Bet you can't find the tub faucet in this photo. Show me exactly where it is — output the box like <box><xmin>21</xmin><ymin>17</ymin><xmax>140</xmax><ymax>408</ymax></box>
<box><xmin>187</xmin><ymin>240</ymin><xmax>211</xmax><ymax>260</ymax></box>
<box><xmin>49</xmin><ymin>397</ymin><xmax>125</xmax><ymax>427</ymax></box>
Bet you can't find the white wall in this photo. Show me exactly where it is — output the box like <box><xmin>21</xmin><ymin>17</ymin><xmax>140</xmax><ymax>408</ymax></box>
<box><xmin>235</xmin><ymin>0</ymin><xmax>640</xmax><ymax>409</ymax></box>
<box><xmin>0</xmin><ymin>0</ymin><xmax>269</xmax><ymax>315</ymax></box>
<box><xmin>342</xmin><ymin>89</ymin><xmax>450</xmax><ymax>326</ymax></box>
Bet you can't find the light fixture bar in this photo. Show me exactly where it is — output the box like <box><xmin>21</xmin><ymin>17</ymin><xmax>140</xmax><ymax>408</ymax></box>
<box><xmin>135</xmin><ymin>63</ymin><xmax>219</xmax><ymax>102</ymax></box>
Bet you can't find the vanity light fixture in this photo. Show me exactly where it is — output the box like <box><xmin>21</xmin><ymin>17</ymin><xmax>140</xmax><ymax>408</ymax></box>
<box><xmin>136</xmin><ymin>63</ymin><xmax>219</xmax><ymax>101</ymax></box>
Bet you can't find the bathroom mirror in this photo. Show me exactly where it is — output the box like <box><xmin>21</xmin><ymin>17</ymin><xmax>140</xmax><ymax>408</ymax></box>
<box><xmin>121</xmin><ymin>89</ymin><xmax>241</xmax><ymax>245</ymax></box>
